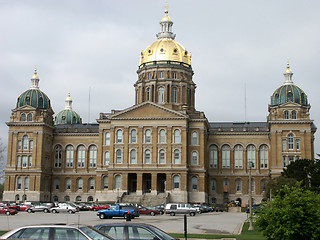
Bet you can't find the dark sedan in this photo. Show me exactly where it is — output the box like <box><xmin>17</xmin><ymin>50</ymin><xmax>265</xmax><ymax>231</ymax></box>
<box><xmin>139</xmin><ymin>207</ymin><xmax>160</xmax><ymax>216</ymax></box>
<box><xmin>94</xmin><ymin>223</ymin><xmax>176</xmax><ymax>240</ymax></box>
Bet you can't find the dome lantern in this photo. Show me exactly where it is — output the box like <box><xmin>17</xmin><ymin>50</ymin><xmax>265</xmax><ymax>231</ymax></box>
<box><xmin>30</xmin><ymin>66</ymin><xmax>40</xmax><ymax>90</ymax></box>
<box><xmin>156</xmin><ymin>5</ymin><xmax>176</xmax><ymax>40</ymax></box>
<box><xmin>283</xmin><ymin>61</ymin><xmax>293</xmax><ymax>85</ymax></box>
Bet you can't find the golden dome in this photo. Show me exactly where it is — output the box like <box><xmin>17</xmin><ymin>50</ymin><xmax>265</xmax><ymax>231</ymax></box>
<box><xmin>161</xmin><ymin>15</ymin><xmax>171</xmax><ymax>22</ymax></box>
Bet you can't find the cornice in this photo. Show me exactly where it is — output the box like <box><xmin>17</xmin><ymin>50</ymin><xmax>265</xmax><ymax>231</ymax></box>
<box><xmin>6</xmin><ymin>122</ymin><xmax>55</xmax><ymax>129</ymax></box>
<box><xmin>53</xmin><ymin>133</ymin><xmax>99</xmax><ymax>137</ymax></box>
<box><xmin>268</xmin><ymin>120</ymin><xmax>313</xmax><ymax>125</ymax></box>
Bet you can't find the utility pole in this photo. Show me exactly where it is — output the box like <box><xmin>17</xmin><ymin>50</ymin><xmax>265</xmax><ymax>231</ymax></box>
<box><xmin>248</xmin><ymin>162</ymin><xmax>254</xmax><ymax>230</ymax></box>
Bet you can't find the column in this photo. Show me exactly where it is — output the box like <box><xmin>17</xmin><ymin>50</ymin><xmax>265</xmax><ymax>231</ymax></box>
<box><xmin>151</xmin><ymin>173</ymin><xmax>157</xmax><ymax>195</ymax></box>
<box><xmin>136</xmin><ymin>173</ymin><xmax>143</xmax><ymax>195</ymax></box>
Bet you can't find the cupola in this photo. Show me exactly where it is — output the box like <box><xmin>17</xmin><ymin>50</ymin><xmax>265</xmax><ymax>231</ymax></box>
<box><xmin>55</xmin><ymin>92</ymin><xmax>82</xmax><ymax>125</ymax></box>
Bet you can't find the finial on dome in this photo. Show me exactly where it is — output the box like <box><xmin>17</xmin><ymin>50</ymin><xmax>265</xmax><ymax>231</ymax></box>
<box><xmin>30</xmin><ymin>65</ymin><xmax>40</xmax><ymax>89</ymax></box>
<box><xmin>157</xmin><ymin>1</ymin><xmax>175</xmax><ymax>40</ymax></box>
<box><xmin>164</xmin><ymin>0</ymin><xmax>169</xmax><ymax>15</ymax></box>
<box><xmin>283</xmin><ymin>61</ymin><xmax>293</xmax><ymax>85</ymax></box>
<box><xmin>65</xmin><ymin>91</ymin><xmax>73</xmax><ymax>110</ymax></box>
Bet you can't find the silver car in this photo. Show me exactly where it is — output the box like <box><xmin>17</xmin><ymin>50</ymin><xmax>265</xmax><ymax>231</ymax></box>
<box><xmin>50</xmin><ymin>203</ymin><xmax>77</xmax><ymax>214</ymax></box>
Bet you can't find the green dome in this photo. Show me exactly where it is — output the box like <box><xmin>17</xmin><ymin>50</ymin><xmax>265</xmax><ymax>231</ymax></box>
<box><xmin>55</xmin><ymin>109</ymin><xmax>82</xmax><ymax>125</ymax></box>
<box><xmin>270</xmin><ymin>84</ymin><xmax>308</xmax><ymax>106</ymax></box>
<box><xmin>16</xmin><ymin>89</ymin><xmax>51</xmax><ymax>109</ymax></box>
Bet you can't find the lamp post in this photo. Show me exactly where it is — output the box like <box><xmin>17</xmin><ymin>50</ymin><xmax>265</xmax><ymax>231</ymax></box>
<box><xmin>248</xmin><ymin>161</ymin><xmax>254</xmax><ymax>231</ymax></box>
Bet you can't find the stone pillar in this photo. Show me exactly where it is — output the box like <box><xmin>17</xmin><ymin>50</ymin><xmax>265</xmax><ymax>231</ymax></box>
<box><xmin>166</xmin><ymin>174</ymin><xmax>172</xmax><ymax>191</ymax></box>
<box><xmin>122</xmin><ymin>173</ymin><xmax>128</xmax><ymax>192</ymax></box>
<box><xmin>136</xmin><ymin>173</ymin><xmax>143</xmax><ymax>195</ymax></box>
<box><xmin>151</xmin><ymin>173</ymin><xmax>157</xmax><ymax>195</ymax></box>
<box><xmin>108</xmin><ymin>173</ymin><xmax>114</xmax><ymax>191</ymax></box>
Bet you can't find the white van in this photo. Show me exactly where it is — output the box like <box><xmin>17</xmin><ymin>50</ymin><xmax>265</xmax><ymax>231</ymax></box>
<box><xmin>165</xmin><ymin>203</ymin><xmax>197</xmax><ymax>216</ymax></box>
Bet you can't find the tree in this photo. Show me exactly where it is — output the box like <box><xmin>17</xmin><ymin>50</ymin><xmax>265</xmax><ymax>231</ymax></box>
<box><xmin>264</xmin><ymin>175</ymin><xmax>297</xmax><ymax>199</ymax></box>
<box><xmin>256</xmin><ymin>184</ymin><xmax>320</xmax><ymax>240</ymax></box>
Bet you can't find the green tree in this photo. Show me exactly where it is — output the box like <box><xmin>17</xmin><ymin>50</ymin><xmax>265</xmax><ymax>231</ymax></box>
<box><xmin>256</xmin><ymin>184</ymin><xmax>320</xmax><ymax>240</ymax></box>
<box><xmin>264</xmin><ymin>176</ymin><xmax>297</xmax><ymax>200</ymax></box>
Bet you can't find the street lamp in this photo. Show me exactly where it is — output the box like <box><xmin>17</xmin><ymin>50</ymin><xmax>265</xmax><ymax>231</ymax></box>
<box><xmin>248</xmin><ymin>161</ymin><xmax>254</xmax><ymax>231</ymax></box>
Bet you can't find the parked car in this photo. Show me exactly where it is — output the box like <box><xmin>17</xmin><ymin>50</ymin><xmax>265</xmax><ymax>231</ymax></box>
<box><xmin>246</xmin><ymin>204</ymin><xmax>262</xmax><ymax>214</ymax></box>
<box><xmin>97</xmin><ymin>205</ymin><xmax>136</xmax><ymax>219</ymax></box>
<box><xmin>118</xmin><ymin>203</ymin><xmax>140</xmax><ymax>218</ymax></box>
<box><xmin>94</xmin><ymin>223</ymin><xmax>177</xmax><ymax>240</ymax></box>
<box><xmin>165</xmin><ymin>203</ymin><xmax>197</xmax><ymax>216</ymax></box>
<box><xmin>27</xmin><ymin>204</ymin><xmax>51</xmax><ymax>213</ymax></box>
<box><xmin>90</xmin><ymin>204</ymin><xmax>109</xmax><ymax>211</ymax></box>
<box><xmin>50</xmin><ymin>203</ymin><xmax>77</xmax><ymax>214</ymax></box>
<box><xmin>0</xmin><ymin>206</ymin><xmax>18</xmax><ymax>215</ymax></box>
<box><xmin>0</xmin><ymin>224</ymin><xmax>113</xmax><ymax>240</ymax></box>
<box><xmin>139</xmin><ymin>207</ymin><xmax>160</xmax><ymax>216</ymax></box>
<box><xmin>5</xmin><ymin>203</ymin><xmax>20</xmax><ymax>211</ymax></box>
<box><xmin>74</xmin><ymin>202</ymin><xmax>91</xmax><ymax>211</ymax></box>
<box><xmin>18</xmin><ymin>203</ymin><xmax>32</xmax><ymax>211</ymax></box>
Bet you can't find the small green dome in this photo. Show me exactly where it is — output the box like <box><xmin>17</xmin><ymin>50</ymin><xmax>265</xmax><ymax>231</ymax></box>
<box><xmin>270</xmin><ymin>84</ymin><xmax>308</xmax><ymax>106</ymax></box>
<box><xmin>16</xmin><ymin>89</ymin><xmax>51</xmax><ymax>109</ymax></box>
<box><xmin>55</xmin><ymin>109</ymin><xmax>82</xmax><ymax>125</ymax></box>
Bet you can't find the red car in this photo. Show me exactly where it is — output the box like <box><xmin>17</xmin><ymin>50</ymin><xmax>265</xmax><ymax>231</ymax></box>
<box><xmin>91</xmin><ymin>204</ymin><xmax>109</xmax><ymax>211</ymax></box>
<box><xmin>138</xmin><ymin>207</ymin><xmax>160</xmax><ymax>216</ymax></box>
<box><xmin>18</xmin><ymin>204</ymin><xmax>32</xmax><ymax>211</ymax></box>
<box><xmin>0</xmin><ymin>206</ymin><xmax>18</xmax><ymax>215</ymax></box>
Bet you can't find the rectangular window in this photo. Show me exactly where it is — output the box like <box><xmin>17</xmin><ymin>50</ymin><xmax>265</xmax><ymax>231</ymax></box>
<box><xmin>29</xmin><ymin>140</ymin><xmax>33</xmax><ymax>150</ymax></box>
<box><xmin>22</xmin><ymin>156</ymin><xmax>28</xmax><ymax>168</ymax></box>
<box><xmin>18</xmin><ymin>140</ymin><xmax>22</xmax><ymax>150</ymax></box>
<box><xmin>288</xmin><ymin>156</ymin><xmax>294</xmax><ymax>165</ymax></box>
<box><xmin>296</xmin><ymin>139</ymin><xmax>300</xmax><ymax>150</ymax></box>
<box><xmin>159</xmin><ymin>72</ymin><xmax>164</xmax><ymax>79</ymax></box>
<box><xmin>282</xmin><ymin>139</ymin><xmax>286</xmax><ymax>150</ymax></box>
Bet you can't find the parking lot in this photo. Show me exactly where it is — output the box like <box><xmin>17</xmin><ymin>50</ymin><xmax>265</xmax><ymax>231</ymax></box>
<box><xmin>0</xmin><ymin>211</ymin><xmax>247</xmax><ymax>235</ymax></box>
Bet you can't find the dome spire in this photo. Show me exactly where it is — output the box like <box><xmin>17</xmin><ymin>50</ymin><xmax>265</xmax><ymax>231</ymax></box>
<box><xmin>156</xmin><ymin>1</ymin><xmax>176</xmax><ymax>40</ymax></box>
<box><xmin>283</xmin><ymin>61</ymin><xmax>293</xmax><ymax>85</ymax></box>
<box><xmin>65</xmin><ymin>91</ymin><xmax>73</xmax><ymax>110</ymax></box>
<box><xmin>30</xmin><ymin>66</ymin><xmax>40</xmax><ymax>90</ymax></box>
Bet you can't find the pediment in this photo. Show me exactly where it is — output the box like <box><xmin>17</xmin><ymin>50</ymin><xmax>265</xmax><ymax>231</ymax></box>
<box><xmin>109</xmin><ymin>102</ymin><xmax>187</xmax><ymax>120</ymax></box>
<box><xmin>14</xmin><ymin>105</ymin><xmax>37</xmax><ymax>111</ymax></box>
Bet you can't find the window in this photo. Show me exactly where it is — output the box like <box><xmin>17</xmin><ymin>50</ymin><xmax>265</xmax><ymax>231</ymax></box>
<box><xmin>22</xmin><ymin>156</ymin><xmax>28</xmax><ymax>168</ymax></box>
<box><xmin>54</xmin><ymin>145</ymin><xmax>62</xmax><ymax>168</ymax></box>
<box><xmin>248</xmin><ymin>179</ymin><xmax>255</xmax><ymax>193</ymax></box>
<box><xmin>283</xmin><ymin>156</ymin><xmax>287</xmax><ymax>167</ymax></box>
<box><xmin>191</xmin><ymin>132</ymin><xmax>198</xmax><ymax>145</ymax></box>
<box><xmin>147</xmin><ymin>72</ymin><xmax>152</xmax><ymax>79</ymax></box>
<box><xmin>173</xmin><ymin>149</ymin><xmax>180</xmax><ymax>164</ymax></box>
<box><xmin>260</xmin><ymin>145</ymin><xmax>268</xmax><ymax>168</ymax></box>
<box><xmin>23</xmin><ymin>135</ymin><xmax>29</xmax><ymax>150</ymax></box>
<box><xmin>158</xmin><ymin>87</ymin><xmax>165</xmax><ymax>103</ymax></box>
<box><xmin>211</xmin><ymin>179</ymin><xmax>216</xmax><ymax>191</ymax></box>
<box><xmin>234</xmin><ymin>145</ymin><xmax>243</xmax><ymax>168</ymax></box>
<box><xmin>66</xmin><ymin>146</ymin><xmax>74</xmax><ymax>168</ymax></box>
<box><xmin>29</xmin><ymin>140</ymin><xmax>33</xmax><ymax>150</ymax></box>
<box><xmin>145</xmin><ymin>129</ymin><xmax>151</xmax><ymax>143</ymax></box>
<box><xmin>76</xmin><ymin>196</ymin><xmax>82</xmax><ymax>202</ymax></box>
<box><xmin>105</xmin><ymin>132</ymin><xmax>110</xmax><ymax>145</ymax></box>
<box><xmin>130</xmin><ymin>149</ymin><xmax>136</xmax><ymax>164</ymax></box>
<box><xmin>17</xmin><ymin>156</ymin><xmax>21</xmax><ymax>167</ymax></box>
<box><xmin>173</xmin><ymin>175</ymin><xmax>180</xmax><ymax>189</ymax></box>
<box><xmin>284</xmin><ymin>110</ymin><xmax>289</xmax><ymax>119</ymax></box>
<box><xmin>89</xmin><ymin>145</ymin><xmax>97</xmax><ymax>168</ymax></box>
<box><xmin>288</xmin><ymin>156</ymin><xmax>294</xmax><ymax>164</ymax></box>
<box><xmin>131</xmin><ymin>129</ymin><xmax>137</xmax><ymax>143</ymax></box>
<box><xmin>116</xmin><ymin>129</ymin><xmax>123</xmax><ymax>143</ymax></box>
<box><xmin>24</xmin><ymin>177</ymin><xmax>29</xmax><ymax>190</ymax></box>
<box><xmin>296</xmin><ymin>139</ymin><xmax>300</xmax><ymax>150</ymax></box>
<box><xmin>77</xmin><ymin>178</ymin><xmax>83</xmax><ymax>190</ymax></box>
<box><xmin>18</xmin><ymin>140</ymin><xmax>22</xmax><ymax>150</ymax></box>
<box><xmin>27</xmin><ymin>113</ymin><xmax>32</xmax><ymax>121</ymax></box>
<box><xmin>17</xmin><ymin>177</ymin><xmax>22</xmax><ymax>190</ymax></box>
<box><xmin>159</xmin><ymin>71</ymin><xmax>164</xmax><ymax>79</ymax></box>
<box><xmin>191</xmin><ymin>176</ymin><xmax>198</xmax><ymax>190</ymax></box>
<box><xmin>282</xmin><ymin>139</ymin><xmax>287</xmax><ymax>150</ymax></box>
<box><xmin>145</xmin><ymin>150</ymin><xmax>151</xmax><ymax>164</ymax></box>
<box><xmin>172</xmin><ymin>72</ymin><xmax>177</xmax><ymax>79</ymax></box>
<box><xmin>115</xmin><ymin>175</ymin><xmax>121</xmax><ymax>189</ymax></box>
<box><xmin>261</xmin><ymin>179</ymin><xmax>267</xmax><ymax>192</ymax></box>
<box><xmin>174</xmin><ymin>129</ymin><xmax>180</xmax><ymax>143</ymax></box>
<box><xmin>209</xmin><ymin>145</ymin><xmax>218</xmax><ymax>168</ymax></box>
<box><xmin>159</xmin><ymin>129</ymin><xmax>166</xmax><ymax>143</ymax></box>
<box><xmin>172</xmin><ymin>87</ymin><xmax>177</xmax><ymax>103</ymax></box>
<box><xmin>116</xmin><ymin>149</ymin><xmax>122</xmax><ymax>163</ymax></box>
<box><xmin>159</xmin><ymin>149</ymin><xmax>165</xmax><ymax>164</ymax></box>
<box><xmin>191</xmin><ymin>151</ymin><xmax>198</xmax><ymax>165</ymax></box>
<box><xmin>53</xmin><ymin>196</ymin><xmax>59</xmax><ymax>202</ymax></box>
<box><xmin>20</xmin><ymin>113</ymin><xmax>26</xmax><ymax>121</ymax></box>
<box><xmin>247</xmin><ymin>145</ymin><xmax>256</xmax><ymax>168</ymax></box>
<box><xmin>222</xmin><ymin>145</ymin><xmax>230</xmax><ymax>168</ymax></box>
<box><xmin>288</xmin><ymin>133</ymin><xmax>294</xmax><ymax>150</ymax></box>
<box><xmin>65</xmin><ymin>178</ymin><xmax>71</xmax><ymax>190</ymax></box>
<box><xmin>54</xmin><ymin>178</ymin><xmax>60</xmax><ymax>190</ymax></box>
<box><xmin>28</xmin><ymin>156</ymin><xmax>32</xmax><ymax>167</ymax></box>
<box><xmin>104</xmin><ymin>151</ymin><xmax>110</xmax><ymax>165</ymax></box>
<box><xmin>65</xmin><ymin>196</ymin><xmax>70</xmax><ymax>202</ymax></box>
<box><xmin>77</xmin><ymin>146</ymin><xmax>85</xmax><ymax>168</ymax></box>
<box><xmin>292</xmin><ymin>110</ymin><xmax>297</xmax><ymax>119</ymax></box>
<box><xmin>236</xmin><ymin>179</ymin><xmax>242</xmax><ymax>192</ymax></box>
<box><xmin>103</xmin><ymin>176</ymin><xmax>108</xmax><ymax>189</ymax></box>
<box><xmin>89</xmin><ymin>178</ymin><xmax>95</xmax><ymax>190</ymax></box>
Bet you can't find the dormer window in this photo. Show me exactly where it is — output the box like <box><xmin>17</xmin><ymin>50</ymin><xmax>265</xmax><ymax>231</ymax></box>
<box><xmin>284</xmin><ymin>110</ymin><xmax>289</xmax><ymax>119</ymax></box>
<box><xmin>172</xmin><ymin>72</ymin><xmax>177</xmax><ymax>79</ymax></box>
<box><xmin>291</xmin><ymin>110</ymin><xmax>297</xmax><ymax>119</ymax></box>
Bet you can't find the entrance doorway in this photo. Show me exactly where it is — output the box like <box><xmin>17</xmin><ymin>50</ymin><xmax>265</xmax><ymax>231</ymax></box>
<box><xmin>143</xmin><ymin>173</ymin><xmax>151</xmax><ymax>193</ymax></box>
<box><xmin>157</xmin><ymin>173</ymin><xmax>166</xmax><ymax>193</ymax></box>
<box><xmin>128</xmin><ymin>173</ymin><xmax>137</xmax><ymax>193</ymax></box>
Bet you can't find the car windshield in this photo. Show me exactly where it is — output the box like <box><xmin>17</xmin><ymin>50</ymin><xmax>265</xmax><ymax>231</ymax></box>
<box><xmin>147</xmin><ymin>225</ymin><xmax>176</xmax><ymax>240</ymax></box>
<box><xmin>80</xmin><ymin>226</ymin><xmax>112</xmax><ymax>240</ymax></box>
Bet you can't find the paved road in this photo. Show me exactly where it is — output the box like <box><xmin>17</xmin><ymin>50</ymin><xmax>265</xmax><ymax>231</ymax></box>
<box><xmin>0</xmin><ymin>211</ymin><xmax>248</xmax><ymax>235</ymax></box>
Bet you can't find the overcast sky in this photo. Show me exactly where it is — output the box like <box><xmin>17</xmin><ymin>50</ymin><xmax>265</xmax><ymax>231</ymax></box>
<box><xmin>1</xmin><ymin>0</ymin><xmax>319</xmax><ymax>157</ymax></box>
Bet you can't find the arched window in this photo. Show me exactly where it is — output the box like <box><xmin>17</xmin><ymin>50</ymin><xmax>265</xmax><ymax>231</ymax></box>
<box><xmin>209</xmin><ymin>145</ymin><xmax>218</xmax><ymax>168</ymax></box>
<box><xmin>104</xmin><ymin>151</ymin><xmax>110</xmax><ymax>165</ymax></box>
<box><xmin>191</xmin><ymin>151</ymin><xmax>198</xmax><ymax>165</ymax></box>
<box><xmin>249</xmin><ymin>179</ymin><xmax>255</xmax><ymax>193</ymax></box>
<box><xmin>105</xmin><ymin>132</ymin><xmax>110</xmax><ymax>145</ymax></box>
<box><xmin>223</xmin><ymin>178</ymin><xmax>229</xmax><ymax>192</ymax></box>
<box><xmin>116</xmin><ymin>149</ymin><xmax>122</xmax><ymax>163</ymax></box>
<box><xmin>159</xmin><ymin>129</ymin><xmax>166</xmax><ymax>143</ymax></box>
<box><xmin>20</xmin><ymin>113</ymin><xmax>26</xmax><ymax>121</ymax></box>
<box><xmin>116</xmin><ymin>129</ymin><xmax>123</xmax><ymax>143</ymax></box>
<box><xmin>211</xmin><ymin>179</ymin><xmax>216</xmax><ymax>191</ymax></box>
<box><xmin>77</xmin><ymin>178</ymin><xmax>83</xmax><ymax>190</ymax></box>
<box><xmin>54</xmin><ymin>178</ymin><xmax>60</xmax><ymax>190</ymax></box>
<box><xmin>76</xmin><ymin>196</ymin><xmax>82</xmax><ymax>202</ymax></box>
<box><xmin>65</xmin><ymin>178</ymin><xmax>71</xmax><ymax>190</ymax></box>
<box><xmin>234</xmin><ymin>145</ymin><xmax>243</xmax><ymax>168</ymax></box>
<box><xmin>158</xmin><ymin>87</ymin><xmax>165</xmax><ymax>103</ymax></box>
<box><xmin>291</xmin><ymin>110</ymin><xmax>297</xmax><ymax>119</ymax></box>
<box><xmin>145</xmin><ymin>129</ymin><xmax>151</xmax><ymax>143</ymax></box>
<box><xmin>146</xmin><ymin>88</ymin><xmax>150</xmax><ymax>101</ymax></box>
<box><xmin>65</xmin><ymin>196</ymin><xmax>70</xmax><ymax>202</ymax></box>
<box><xmin>27</xmin><ymin>113</ymin><xmax>32</xmax><ymax>121</ymax></box>
<box><xmin>261</xmin><ymin>179</ymin><xmax>267</xmax><ymax>193</ymax></box>
<box><xmin>54</xmin><ymin>145</ymin><xmax>62</xmax><ymax>168</ymax></box>
<box><xmin>115</xmin><ymin>175</ymin><xmax>121</xmax><ymax>189</ymax></box>
<box><xmin>288</xmin><ymin>133</ymin><xmax>294</xmax><ymax>150</ymax></box>
<box><xmin>88</xmin><ymin>196</ymin><xmax>94</xmax><ymax>202</ymax></box>
<box><xmin>159</xmin><ymin>149</ymin><xmax>165</xmax><ymax>164</ymax></box>
<box><xmin>284</xmin><ymin>110</ymin><xmax>289</xmax><ymax>119</ymax></box>
<box><xmin>222</xmin><ymin>145</ymin><xmax>230</xmax><ymax>168</ymax></box>
<box><xmin>89</xmin><ymin>178</ymin><xmax>95</xmax><ymax>190</ymax></box>
<box><xmin>174</xmin><ymin>129</ymin><xmax>180</xmax><ymax>143</ymax></box>
<box><xmin>89</xmin><ymin>145</ymin><xmax>97</xmax><ymax>168</ymax></box>
<box><xmin>24</xmin><ymin>177</ymin><xmax>29</xmax><ymax>190</ymax></box>
<box><xmin>287</xmin><ymin>92</ymin><xmax>293</xmax><ymax>102</ymax></box>
<box><xmin>131</xmin><ymin>129</ymin><xmax>137</xmax><ymax>143</ymax></box>
<box><xmin>145</xmin><ymin>150</ymin><xmax>151</xmax><ymax>164</ymax></box>
<box><xmin>247</xmin><ymin>145</ymin><xmax>256</xmax><ymax>168</ymax></box>
<box><xmin>77</xmin><ymin>146</ymin><xmax>85</xmax><ymax>168</ymax></box>
<box><xmin>191</xmin><ymin>176</ymin><xmax>198</xmax><ymax>190</ymax></box>
<box><xmin>173</xmin><ymin>149</ymin><xmax>180</xmax><ymax>164</ymax></box>
<box><xmin>103</xmin><ymin>176</ymin><xmax>108</xmax><ymax>189</ymax></box>
<box><xmin>191</xmin><ymin>131</ymin><xmax>198</xmax><ymax>145</ymax></box>
<box><xmin>236</xmin><ymin>179</ymin><xmax>242</xmax><ymax>192</ymax></box>
<box><xmin>15</xmin><ymin>194</ymin><xmax>20</xmax><ymax>201</ymax></box>
<box><xmin>260</xmin><ymin>145</ymin><xmax>268</xmax><ymax>169</ymax></box>
<box><xmin>23</xmin><ymin>135</ymin><xmax>29</xmax><ymax>150</ymax></box>
<box><xmin>130</xmin><ymin>149</ymin><xmax>136</xmax><ymax>164</ymax></box>
<box><xmin>66</xmin><ymin>146</ymin><xmax>74</xmax><ymax>168</ymax></box>
<box><xmin>173</xmin><ymin>175</ymin><xmax>180</xmax><ymax>189</ymax></box>
<box><xmin>53</xmin><ymin>196</ymin><xmax>59</xmax><ymax>202</ymax></box>
<box><xmin>172</xmin><ymin>87</ymin><xmax>177</xmax><ymax>103</ymax></box>
<box><xmin>159</xmin><ymin>72</ymin><xmax>164</xmax><ymax>79</ymax></box>
<box><xmin>17</xmin><ymin>177</ymin><xmax>22</xmax><ymax>190</ymax></box>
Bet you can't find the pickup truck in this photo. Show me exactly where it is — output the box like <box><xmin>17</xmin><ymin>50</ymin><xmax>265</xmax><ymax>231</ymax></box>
<box><xmin>97</xmin><ymin>205</ymin><xmax>135</xmax><ymax>219</ymax></box>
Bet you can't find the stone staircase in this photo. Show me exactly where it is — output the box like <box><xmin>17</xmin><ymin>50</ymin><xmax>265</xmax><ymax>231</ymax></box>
<box><xmin>121</xmin><ymin>193</ymin><xmax>167</xmax><ymax>206</ymax></box>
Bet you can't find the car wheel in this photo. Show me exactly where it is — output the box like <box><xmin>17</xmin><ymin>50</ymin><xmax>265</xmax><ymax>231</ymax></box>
<box><xmin>68</xmin><ymin>210</ymin><xmax>74</xmax><ymax>214</ymax></box>
<box><xmin>170</xmin><ymin>212</ymin><xmax>175</xmax><ymax>216</ymax></box>
<box><xmin>27</xmin><ymin>209</ymin><xmax>32</xmax><ymax>213</ymax></box>
<box><xmin>52</xmin><ymin>209</ymin><xmax>58</xmax><ymax>213</ymax></box>
<box><xmin>160</xmin><ymin>211</ymin><xmax>164</xmax><ymax>215</ymax></box>
<box><xmin>93</xmin><ymin>208</ymin><xmax>97</xmax><ymax>211</ymax></box>
<box><xmin>151</xmin><ymin>212</ymin><xmax>155</xmax><ymax>216</ymax></box>
<box><xmin>43</xmin><ymin>209</ymin><xmax>49</xmax><ymax>213</ymax></box>
<box><xmin>99</xmin><ymin>213</ymin><xmax>106</xmax><ymax>219</ymax></box>
<box><xmin>123</xmin><ymin>213</ymin><xmax>128</xmax><ymax>219</ymax></box>
<box><xmin>190</xmin><ymin>212</ymin><xmax>196</xmax><ymax>216</ymax></box>
<box><xmin>5</xmin><ymin>211</ymin><xmax>11</xmax><ymax>215</ymax></box>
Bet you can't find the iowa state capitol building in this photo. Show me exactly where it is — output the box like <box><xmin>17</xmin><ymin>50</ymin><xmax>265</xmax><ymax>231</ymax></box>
<box><xmin>3</xmin><ymin>9</ymin><xmax>316</xmax><ymax>206</ymax></box>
